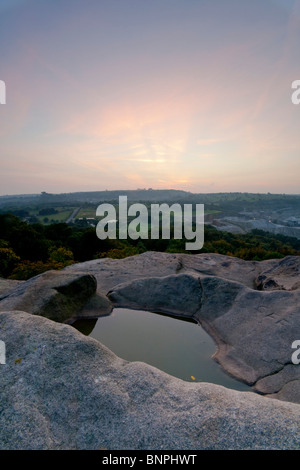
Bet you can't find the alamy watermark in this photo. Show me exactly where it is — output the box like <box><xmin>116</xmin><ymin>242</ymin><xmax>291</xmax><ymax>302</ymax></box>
<box><xmin>0</xmin><ymin>340</ymin><xmax>5</xmax><ymax>364</ymax></box>
<box><xmin>0</xmin><ymin>80</ymin><xmax>6</xmax><ymax>104</ymax></box>
<box><xmin>1</xmin><ymin>338</ymin><xmax>299</xmax><ymax>366</ymax></box>
<box><xmin>291</xmin><ymin>340</ymin><xmax>300</xmax><ymax>365</ymax></box>
<box><xmin>291</xmin><ymin>80</ymin><xmax>300</xmax><ymax>105</ymax></box>
<box><xmin>96</xmin><ymin>196</ymin><xmax>204</xmax><ymax>250</ymax></box>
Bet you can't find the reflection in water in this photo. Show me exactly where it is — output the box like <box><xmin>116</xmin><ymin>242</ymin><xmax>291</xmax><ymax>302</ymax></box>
<box><xmin>73</xmin><ymin>308</ymin><xmax>252</xmax><ymax>392</ymax></box>
<box><xmin>72</xmin><ymin>318</ymin><xmax>97</xmax><ymax>336</ymax></box>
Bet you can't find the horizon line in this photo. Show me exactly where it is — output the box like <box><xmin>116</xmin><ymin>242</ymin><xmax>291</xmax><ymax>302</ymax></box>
<box><xmin>0</xmin><ymin>189</ymin><xmax>300</xmax><ymax>198</ymax></box>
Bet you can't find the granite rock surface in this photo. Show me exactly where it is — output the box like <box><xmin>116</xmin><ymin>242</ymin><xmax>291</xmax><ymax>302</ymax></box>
<box><xmin>64</xmin><ymin>252</ymin><xmax>300</xmax><ymax>403</ymax></box>
<box><xmin>0</xmin><ymin>310</ymin><xmax>300</xmax><ymax>450</ymax></box>
<box><xmin>1</xmin><ymin>251</ymin><xmax>300</xmax><ymax>451</ymax></box>
<box><xmin>0</xmin><ymin>270</ymin><xmax>111</xmax><ymax>323</ymax></box>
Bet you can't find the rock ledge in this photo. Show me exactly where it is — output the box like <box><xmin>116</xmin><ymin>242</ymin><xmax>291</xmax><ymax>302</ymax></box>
<box><xmin>1</xmin><ymin>310</ymin><xmax>300</xmax><ymax>450</ymax></box>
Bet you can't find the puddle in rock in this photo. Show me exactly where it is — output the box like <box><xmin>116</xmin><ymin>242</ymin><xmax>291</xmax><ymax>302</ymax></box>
<box><xmin>73</xmin><ymin>308</ymin><xmax>252</xmax><ymax>392</ymax></box>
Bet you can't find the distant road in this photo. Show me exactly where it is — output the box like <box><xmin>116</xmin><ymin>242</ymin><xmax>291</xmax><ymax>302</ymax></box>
<box><xmin>66</xmin><ymin>207</ymin><xmax>81</xmax><ymax>223</ymax></box>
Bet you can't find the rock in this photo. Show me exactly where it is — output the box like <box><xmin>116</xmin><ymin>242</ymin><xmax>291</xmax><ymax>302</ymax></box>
<box><xmin>255</xmin><ymin>274</ymin><xmax>282</xmax><ymax>291</ymax></box>
<box><xmin>96</xmin><ymin>253</ymin><xmax>300</xmax><ymax>403</ymax></box>
<box><xmin>1</xmin><ymin>310</ymin><xmax>300</xmax><ymax>450</ymax></box>
<box><xmin>196</xmin><ymin>277</ymin><xmax>300</xmax><ymax>400</ymax></box>
<box><xmin>1</xmin><ymin>252</ymin><xmax>299</xmax><ymax>404</ymax></box>
<box><xmin>0</xmin><ymin>278</ymin><xmax>24</xmax><ymax>296</ymax></box>
<box><xmin>107</xmin><ymin>272</ymin><xmax>300</xmax><ymax>394</ymax></box>
<box><xmin>72</xmin><ymin>292</ymin><xmax>112</xmax><ymax>322</ymax></box>
<box><xmin>254</xmin><ymin>256</ymin><xmax>300</xmax><ymax>291</ymax></box>
<box><xmin>0</xmin><ymin>270</ymin><xmax>110</xmax><ymax>323</ymax></box>
<box><xmin>108</xmin><ymin>273</ymin><xmax>202</xmax><ymax>318</ymax></box>
<box><xmin>64</xmin><ymin>252</ymin><xmax>183</xmax><ymax>293</ymax></box>
<box><xmin>63</xmin><ymin>251</ymin><xmax>278</xmax><ymax>293</ymax></box>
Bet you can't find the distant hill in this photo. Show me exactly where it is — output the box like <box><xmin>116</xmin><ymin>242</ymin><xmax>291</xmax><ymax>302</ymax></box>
<box><xmin>0</xmin><ymin>189</ymin><xmax>191</xmax><ymax>207</ymax></box>
<box><xmin>0</xmin><ymin>190</ymin><xmax>299</xmax><ymax>221</ymax></box>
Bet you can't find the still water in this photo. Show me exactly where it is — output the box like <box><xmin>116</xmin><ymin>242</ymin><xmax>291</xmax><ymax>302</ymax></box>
<box><xmin>74</xmin><ymin>308</ymin><xmax>252</xmax><ymax>392</ymax></box>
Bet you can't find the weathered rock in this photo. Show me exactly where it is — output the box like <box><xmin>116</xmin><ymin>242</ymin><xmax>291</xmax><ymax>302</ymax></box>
<box><xmin>99</xmin><ymin>253</ymin><xmax>300</xmax><ymax>404</ymax></box>
<box><xmin>64</xmin><ymin>251</ymin><xmax>278</xmax><ymax>293</ymax></box>
<box><xmin>64</xmin><ymin>252</ymin><xmax>183</xmax><ymax>293</ymax></box>
<box><xmin>0</xmin><ymin>270</ymin><xmax>110</xmax><ymax>323</ymax></box>
<box><xmin>255</xmin><ymin>274</ymin><xmax>283</xmax><ymax>291</ymax></box>
<box><xmin>0</xmin><ymin>278</ymin><xmax>24</xmax><ymax>296</ymax></box>
<box><xmin>1</xmin><ymin>252</ymin><xmax>299</xmax><ymax>404</ymax></box>
<box><xmin>196</xmin><ymin>277</ymin><xmax>300</xmax><ymax>400</ymax></box>
<box><xmin>254</xmin><ymin>256</ymin><xmax>300</xmax><ymax>291</ymax></box>
<box><xmin>108</xmin><ymin>273</ymin><xmax>202</xmax><ymax>317</ymax></box>
<box><xmin>1</xmin><ymin>310</ymin><xmax>300</xmax><ymax>450</ymax></box>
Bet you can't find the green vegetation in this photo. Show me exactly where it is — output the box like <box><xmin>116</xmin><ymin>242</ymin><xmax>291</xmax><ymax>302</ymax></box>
<box><xmin>0</xmin><ymin>212</ymin><xmax>299</xmax><ymax>281</ymax></box>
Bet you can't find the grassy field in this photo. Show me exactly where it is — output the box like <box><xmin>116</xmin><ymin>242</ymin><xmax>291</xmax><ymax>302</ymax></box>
<box><xmin>29</xmin><ymin>207</ymin><xmax>76</xmax><ymax>224</ymax></box>
<box><xmin>76</xmin><ymin>207</ymin><xmax>97</xmax><ymax>219</ymax></box>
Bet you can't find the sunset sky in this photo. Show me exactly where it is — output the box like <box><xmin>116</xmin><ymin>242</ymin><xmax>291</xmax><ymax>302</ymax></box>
<box><xmin>0</xmin><ymin>0</ymin><xmax>299</xmax><ymax>195</ymax></box>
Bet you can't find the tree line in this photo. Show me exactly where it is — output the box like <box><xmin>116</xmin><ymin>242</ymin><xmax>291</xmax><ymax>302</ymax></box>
<box><xmin>0</xmin><ymin>213</ymin><xmax>300</xmax><ymax>280</ymax></box>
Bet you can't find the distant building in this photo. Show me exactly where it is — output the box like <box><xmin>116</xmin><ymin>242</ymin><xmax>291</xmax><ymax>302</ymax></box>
<box><xmin>285</xmin><ymin>217</ymin><xmax>300</xmax><ymax>227</ymax></box>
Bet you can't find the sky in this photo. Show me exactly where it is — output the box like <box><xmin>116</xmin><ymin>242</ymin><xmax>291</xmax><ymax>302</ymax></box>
<box><xmin>0</xmin><ymin>0</ymin><xmax>299</xmax><ymax>196</ymax></box>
